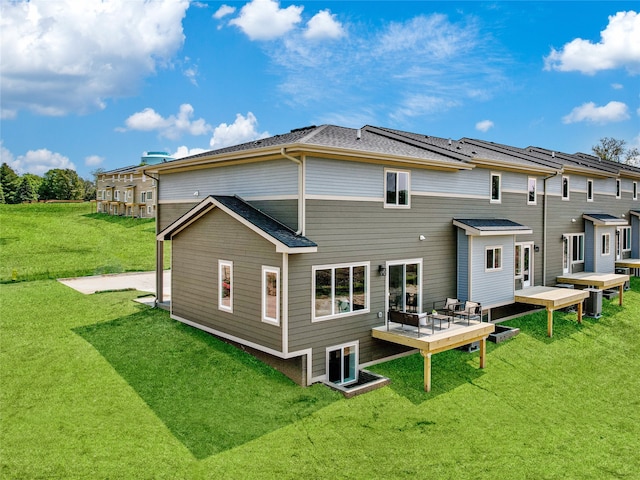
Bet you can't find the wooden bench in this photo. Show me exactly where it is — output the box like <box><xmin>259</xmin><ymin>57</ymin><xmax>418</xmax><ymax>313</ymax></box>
<box><xmin>388</xmin><ymin>310</ymin><xmax>427</xmax><ymax>336</ymax></box>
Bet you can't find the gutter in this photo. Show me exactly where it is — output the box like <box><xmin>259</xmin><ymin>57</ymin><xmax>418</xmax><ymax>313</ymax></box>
<box><xmin>542</xmin><ymin>170</ymin><xmax>562</xmax><ymax>286</ymax></box>
<box><xmin>280</xmin><ymin>147</ymin><xmax>305</xmax><ymax>235</ymax></box>
<box><xmin>142</xmin><ymin>168</ymin><xmax>163</xmax><ymax>307</ymax></box>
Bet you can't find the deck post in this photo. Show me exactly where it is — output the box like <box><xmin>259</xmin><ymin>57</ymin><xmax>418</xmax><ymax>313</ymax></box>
<box><xmin>547</xmin><ymin>308</ymin><xmax>553</xmax><ymax>337</ymax></box>
<box><xmin>479</xmin><ymin>338</ymin><xmax>487</xmax><ymax>369</ymax></box>
<box><xmin>577</xmin><ymin>300</ymin><xmax>582</xmax><ymax>324</ymax></box>
<box><xmin>420</xmin><ymin>351</ymin><xmax>432</xmax><ymax>392</ymax></box>
<box><xmin>619</xmin><ymin>285</ymin><xmax>624</xmax><ymax>306</ymax></box>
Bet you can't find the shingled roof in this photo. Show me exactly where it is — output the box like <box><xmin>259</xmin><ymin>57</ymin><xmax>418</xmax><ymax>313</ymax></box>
<box><xmin>453</xmin><ymin>218</ymin><xmax>533</xmax><ymax>236</ymax></box>
<box><xmin>157</xmin><ymin>195</ymin><xmax>317</xmax><ymax>253</ymax></box>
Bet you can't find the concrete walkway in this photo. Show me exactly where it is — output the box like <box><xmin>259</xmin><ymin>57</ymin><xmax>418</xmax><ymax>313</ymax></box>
<box><xmin>58</xmin><ymin>271</ymin><xmax>171</xmax><ymax>304</ymax></box>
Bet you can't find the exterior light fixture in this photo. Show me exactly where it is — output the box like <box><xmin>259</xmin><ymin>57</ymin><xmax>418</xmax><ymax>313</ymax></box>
<box><xmin>193</xmin><ymin>191</ymin><xmax>199</xmax><ymax>197</ymax></box>
<box><xmin>378</xmin><ymin>265</ymin><xmax>387</xmax><ymax>276</ymax></box>
<box><xmin>419</xmin><ymin>235</ymin><xmax>426</xmax><ymax>241</ymax></box>
<box><xmin>571</xmin><ymin>218</ymin><xmax>576</xmax><ymax>223</ymax></box>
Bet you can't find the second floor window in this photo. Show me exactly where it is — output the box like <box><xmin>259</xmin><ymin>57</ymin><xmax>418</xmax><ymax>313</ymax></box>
<box><xmin>587</xmin><ymin>179</ymin><xmax>594</xmax><ymax>202</ymax></box>
<box><xmin>527</xmin><ymin>177</ymin><xmax>537</xmax><ymax>205</ymax></box>
<box><xmin>385</xmin><ymin>170</ymin><xmax>410</xmax><ymax>207</ymax></box>
<box><xmin>562</xmin><ymin>176</ymin><xmax>570</xmax><ymax>200</ymax></box>
<box><xmin>616</xmin><ymin>179</ymin><xmax>621</xmax><ymax>199</ymax></box>
<box><xmin>490</xmin><ymin>173</ymin><xmax>501</xmax><ymax>203</ymax></box>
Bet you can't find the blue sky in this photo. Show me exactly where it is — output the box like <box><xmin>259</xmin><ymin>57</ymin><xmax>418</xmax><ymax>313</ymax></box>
<box><xmin>1</xmin><ymin>0</ymin><xmax>639</xmax><ymax>178</ymax></box>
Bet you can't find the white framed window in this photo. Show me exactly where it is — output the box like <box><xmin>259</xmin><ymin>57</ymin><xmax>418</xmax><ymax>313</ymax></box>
<box><xmin>634</xmin><ymin>182</ymin><xmax>638</xmax><ymax>201</ymax></box>
<box><xmin>146</xmin><ymin>190</ymin><xmax>153</xmax><ymax>201</ymax></box>
<box><xmin>313</xmin><ymin>262</ymin><xmax>369</xmax><ymax>321</ymax></box>
<box><xmin>490</xmin><ymin>173</ymin><xmax>501</xmax><ymax>203</ymax></box>
<box><xmin>384</xmin><ymin>169</ymin><xmax>410</xmax><ymax>208</ymax></box>
<box><xmin>106</xmin><ymin>190</ymin><xmax>112</xmax><ymax>200</ymax></box>
<box><xmin>114</xmin><ymin>190</ymin><xmax>120</xmax><ymax>201</ymax></box>
<box><xmin>616</xmin><ymin>179</ymin><xmax>621</xmax><ymax>199</ymax></box>
<box><xmin>262</xmin><ymin>266</ymin><xmax>280</xmax><ymax>325</ymax></box>
<box><xmin>97</xmin><ymin>190</ymin><xmax>104</xmax><ymax>200</ymax></box>
<box><xmin>562</xmin><ymin>176</ymin><xmax>570</xmax><ymax>200</ymax></box>
<box><xmin>485</xmin><ymin>246</ymin><xmax>503</xmax><ymax>271</ymax></box>
<box><xmin>602</xmin><ymin>233</ymin><xmax>611</xmax><ymax>255</ymax></box>
<box><xmin>587</xmin><ymin>179</ymin><xmax>594</xmax><ymax>202</ymax></box>
<box><xmin>326</xmin><ymin>342</ymin><xmax>358</xmax><ymax>386</ymax></box>
<box><xmin>147</xmin><ymin>205</ymin><xmax>152</xmax><ymax>215</ymax></box>
<box><xmin>141</xmin><ymin>192</ymin><xmax>146</xmax><ymax>203</ymax></box>
<box><xmin>527</xmin><ymin>177</ymin><xmax>537</xmax><ymax>205</ymax></box>
<box><xmin>218</xmin><ymin>260</ymin><xmax>233</xmax><ymax>312</ymax></box>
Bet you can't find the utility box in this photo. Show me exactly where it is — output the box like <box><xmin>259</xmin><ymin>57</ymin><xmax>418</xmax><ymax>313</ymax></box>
<box><xmin>584</xmin><ymin>288</ymin><xmax>602</xmax><ymax>318</ymax></box>
<box><xmin>615</xmin><ymin>267</ymin><xmax>631</xmax><ymax>291</ymax></box>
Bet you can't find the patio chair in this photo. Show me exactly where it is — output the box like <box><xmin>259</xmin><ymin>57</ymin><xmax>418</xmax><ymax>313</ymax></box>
<box><xmin>456</xmin><ymin>301</ymin><xmax>482</xmax><ymax>325</ymax></box>
<box><xmin>434</xmin><ymin>297</ymin><xmax>462</xmax><ymax>316</ymax></box>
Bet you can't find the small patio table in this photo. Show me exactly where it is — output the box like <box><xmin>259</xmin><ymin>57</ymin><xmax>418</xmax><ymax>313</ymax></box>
<box><xmin>426</xmin><ymin>312</ymin><xmax>452</xmax><ymax>333</ymax></box>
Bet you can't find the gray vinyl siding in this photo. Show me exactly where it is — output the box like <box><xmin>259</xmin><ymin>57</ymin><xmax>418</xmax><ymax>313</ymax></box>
<box><xmin>157</xmin><ymin>202</ymin><xmax>198</xmax><ymax>231</ymax></box>
<box><xmin>305</xmin><ymin>157</ymin><xmax>382</xmax><ymax>198</ymax></box>
<box><xmin>414</xmin><ymin>168</ymin><xmax>487</xmax><ymax>197</ymax></box>
<box><xmin>171</xmin><ymin>208</ymin><xmax>283</xmax><ymax>351</ymax></box>
<box><xmin>592</xmin><ymin>225</ymin><xmax>616</xmax><ymax>273</ymax></box>
<box><xmin>468</xmin><ymin>235</ymin><xmax>515</xmax><ymax>307</ymax></box>
<box><xmin>457</xmin><ymin>229</ymin><xmax>469</xmax><ymax>300</ymax></box>
<box><xmin>159</xmin><ymin>160</ymin><xmax>298</xmax><ymax>201</ymax></box>
<box><xmin>632</xmin><ymin>215</ymin><xmax>640</xmax><ymax>258</ymax></box>
<box><xmin>585</xmin><ymin>222</ymin><xmax>595</xmax><ymax>272</ymax></box>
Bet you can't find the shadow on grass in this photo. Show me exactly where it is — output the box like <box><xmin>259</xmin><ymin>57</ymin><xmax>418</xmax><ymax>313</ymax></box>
<box><xmin>369</xmin><ymin>348</ymin><xmax>486</xmax><ymax>405</ymax></box>
<box><xmin>83</xmin><ymin>213</ymin><xmax>155</xmax><ymax>228</ymax></box>
<box><xmin>74</xmin><ymin>310</ymin><xmax>340</xmax><ymax>459</ymax></box>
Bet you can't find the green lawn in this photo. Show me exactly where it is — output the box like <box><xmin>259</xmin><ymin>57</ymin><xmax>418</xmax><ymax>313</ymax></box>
<box><xmin>1</xmin><ymin>204</ymin><xmax>640</xmax><ymax>478</ymax></box>
<box><xmin>0</xmin><ymin>203</ymin><xmax>167</xmax><ymax>282</ymax></box>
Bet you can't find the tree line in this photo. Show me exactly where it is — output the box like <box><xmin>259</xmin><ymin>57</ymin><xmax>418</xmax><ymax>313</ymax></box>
<box><xmin>0</xmin><ymin>163</ymin><xmax>97</xmax><ymax>204</ymax></box>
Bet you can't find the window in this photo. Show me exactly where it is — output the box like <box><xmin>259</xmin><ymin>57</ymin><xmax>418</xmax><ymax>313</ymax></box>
<box><xmin>490</xmin><ymin>173</ymin><xmax>501</xmax><ymax>203</ymax></box>
<box><xmin>141</xmin><ymin>192</ymin><xmax>146</xmax><ymax>203</ymax></box>
<box><xmin>634</xmin><ymin>182</ymin><xmax>638</xmax><ymax>201</ymax></box>
<box><xmin>147</xmin><ymin>190</ymin><xmax>153</xmax><ymax>201</ymax></box>
<box><xmin>147</xmin><ymin>205</ymin><xmax>152</xmax><ymax>215</ymax></box>
<box><xmin>485</xmin><ymin>246</ymin><xmax>502</xmax><ymax>271</ymax></box>
<box><xmin>587</xmin><ymin>179</ymin><xmax>594</xmax><ymax>202</ymax></box>
<box><xmin>602</xmin><ymin>233</ymin><xmax>610</xmax><ymax>256</ymax></box>
<box><xmin>313</xmin><ymin>263</ymin><xmax>369</xmax><ymax>320</ymax></box>
<box><xmin>616</xmin><ymin>179</ymin><xmax>621</xmax><ymax>199</ymax></box>
<box><xmin>572</xmin><ymin>234</ymin><xmax>584</xmax><ymax>262</ymax></box>
<box><xmin>385</xmin><ymin>169</ymin><xmax>410</xmax><ymax>207</ymax></box>
<box><xmin>218</xmin><ymin>260</ymin><xmax>233</xmax><ymax>312</ymax></box>
<box><xmin>262</xmin><ymin>267</ymin><xmax>280</xmax><ymax>324</ymax></box>
<box><xmin>97</xmin><ymin>190</ymin><xmax>103</xmax><ymax>200</ymax></box>
<box><xmin>327</xmin><ymin>343</ymin><xmax>357</xmax><ymax>385</ymax></box>
<box><xmin>527</xmin><ymin>177</ymin><xmax>537</xmax><ymax>205</ymax></box>
<box><xmin>619</xmin><ymin>227</ymin><xmax>631</xmax><ymax>252</ymax></box>
<box><xmin>562</xmin><ymin>176</ymin><xmax>570</xmax><ymax>200</ymax></box>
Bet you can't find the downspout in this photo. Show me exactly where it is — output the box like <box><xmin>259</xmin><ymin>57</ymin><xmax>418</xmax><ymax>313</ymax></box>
<box><xmin>542</xmin><ymin>170</ymin><xmax>561</xmax><ymax>286</ymax></box>
<box><xmin>142</xmin><ymin>169</ymin><xmax>163</xmax><ymax>307</ymax></box>
<box><xmin>280</xmin><ymin>148</ymin><xmax>304</xmax><ymax>235</ymax></box>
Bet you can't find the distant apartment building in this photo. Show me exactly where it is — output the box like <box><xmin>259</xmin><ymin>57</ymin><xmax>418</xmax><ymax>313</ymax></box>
<box><xmin>95</xmin><ymin>151</ymin><xmax>174</xmax><ymax>218</ymax></box>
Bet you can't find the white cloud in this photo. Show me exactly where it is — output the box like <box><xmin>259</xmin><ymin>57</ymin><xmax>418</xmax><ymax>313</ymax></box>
<box><xmin>209</xmin><ymin>112</ymin><xmax>270</xmax><ymax>149</ymax></box>
<box><xmin>476</xmin><ymin>120</ymin><xmax>494</xmax><ymax>132</ymax></box>
<box><xmin>544</xmin><ymin>11</ymin><xmax>640</xmax><ymax>75</ymax></box>
<box><xmin>120</xmin><ymin>104</ymin><xmax>212</xmax><ymax>140</ymax></box>
<box><xmin>172</xmin><ymin>146</ymin><xmax>208</xmax><ymax>159</ymax></box>
<box><xmin>214</xmin><ymin>5</ymin><xmax>236</xmax><ymax>19</ymax></box>
<box><xmin>0</xmin><ymin>0</ymin><xmax>189</xmax><ymax>117</ymax></box>
<box><xmin>229</xmin><ymin>0</ymin><xmax>303</xmax><ymax>41</ymax></box>
<box><xmin>611</xmin><ymin>83</ymin><xmax>624</xmax><ymax>90</ymax></box>
<box><xmin>304</xmin><ymin>10</ymin><xmax>345</xmax><ymax>40</ymax></box>
<box><xmin>562</xmin><ymin>101</ymin><xmax>630</xmax><ymax>124</ymax></box>
<box><xmin>1</xmin><ymin>144</ymin><xmax>76</xmax><ymax>176</ymax></box>
<box><xmin>84</xmin><ymin>155</ymin><xmax>104</xmax><ymax>167</ymax></box>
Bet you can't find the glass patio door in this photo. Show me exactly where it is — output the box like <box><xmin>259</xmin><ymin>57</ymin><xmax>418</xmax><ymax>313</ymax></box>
<box><xmin>387</xmin><ymin>260</ymin><xmax>421</xmax><ymax>313</ymax></box>
<box><xmin>327</xmin><ymin>343</ymin><xmax>357</xmax><ymax>385</ymax></box>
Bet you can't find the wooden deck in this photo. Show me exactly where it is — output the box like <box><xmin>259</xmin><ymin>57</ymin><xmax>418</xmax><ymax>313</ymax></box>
<box><xmin>372</xmin><ymin>321</ymin><xmax>495</xmax><ymax>392</ymax></box>
<box><xmin>515</xmin><ymin>286</ymin><xmax>590</xmax><ymax>337</ymax></box>
<box><xmin>556</xmin><ymin>272</ymin><xmax>629</xmax><ymax>306</ymax></box>
<box><xmin>615</xmin><ymin>258</ymin><xmax>640</xmax><ymax>271</ymax></box>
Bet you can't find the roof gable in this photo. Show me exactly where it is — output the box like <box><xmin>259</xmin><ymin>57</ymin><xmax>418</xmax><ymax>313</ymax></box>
<box><xmin>157</xmin><ymin>195</ymin><xmax>317</xmax><ymax>253</ymax></box>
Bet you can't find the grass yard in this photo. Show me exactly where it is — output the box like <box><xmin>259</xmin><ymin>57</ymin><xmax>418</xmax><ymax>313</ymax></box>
<box><xmin>0</xmin><ymin>203</ymin><xmax>168</xmax><ymax>282</ymax></box>
<box><xmin>1</xmin><ymin>203</ymin><xmax>640</xmax><ymax>478</ymax></box>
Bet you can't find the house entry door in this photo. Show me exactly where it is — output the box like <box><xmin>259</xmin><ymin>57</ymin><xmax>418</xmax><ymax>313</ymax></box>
<box><xmin>515</xmin><ymin>242</ymin><xmax>533</xmax><ymax>288</ymax></box>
